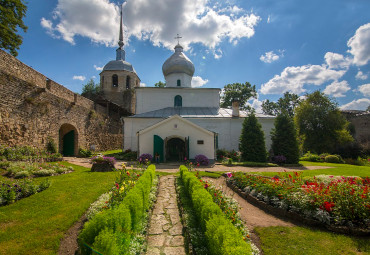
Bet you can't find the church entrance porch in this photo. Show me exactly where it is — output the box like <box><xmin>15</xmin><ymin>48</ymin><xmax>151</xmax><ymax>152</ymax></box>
<box><xmin>166</xmin><ymin>137</ymin><xmax>185</xmax><ymax>162</ymax></box>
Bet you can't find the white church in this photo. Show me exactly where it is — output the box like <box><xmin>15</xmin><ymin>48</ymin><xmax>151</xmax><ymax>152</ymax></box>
<box><xmin>100</xmin><ymin>9</ymin><xmax>275</xmax><ymax>163</ymax></box>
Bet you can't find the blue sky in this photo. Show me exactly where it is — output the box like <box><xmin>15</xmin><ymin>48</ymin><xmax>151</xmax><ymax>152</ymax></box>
<box><xmin>14</xmin><ymin>0</ymin><xmax>370</xmax><ymax>111</ymax></box>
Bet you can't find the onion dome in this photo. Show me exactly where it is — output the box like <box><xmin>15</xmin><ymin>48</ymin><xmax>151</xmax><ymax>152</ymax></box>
<box><xmin>162</xmin><ymin>44</ymin><xmax>195</xmax><ymax>77</ymax></box>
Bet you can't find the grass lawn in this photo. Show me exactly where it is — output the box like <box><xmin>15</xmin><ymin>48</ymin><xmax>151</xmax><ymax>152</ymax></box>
<box><xmin>252</xmin><ymin>161</ymin><xmax>370</xmax><ymax>178</ymax></box>
<box><xmin>0</xmin><ymin>162</ymin><xmax>116</xmax><ymax>255</ymax></box>
<box><xmin>255</xmin><ymin>226</ymin><xmax>370</xmax><ymax>255</ymax></box>
<box><xmin>97</xmin><ymin>149</ymin><xmax>122</xmax><ymax>155</ymax></box>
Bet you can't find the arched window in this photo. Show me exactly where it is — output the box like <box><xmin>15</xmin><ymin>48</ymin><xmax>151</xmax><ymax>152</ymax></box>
<box><xmin>177</xmin><ymin>79</ymin><xmax>181</xmax><ymax>87</ymax></box>
<box><xmin>126</xmin><ymin>76</ymin><xmax>131</xmax><ymax>89</ymax></box>
<box><xmin>174</xmin><ymin>95</ymin><xmax>182</xmax><ymax>107</ymax></box>
<box><xmin>112</xmin><ymin>74</ymin><xmax>118</xmax><ymax>87</ymax></box>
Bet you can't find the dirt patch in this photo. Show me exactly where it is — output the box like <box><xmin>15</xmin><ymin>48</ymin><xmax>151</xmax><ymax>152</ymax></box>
<box><xmin>58</xmin><ymin>214</ymin><xmax>87</xmax><ymax>255</ymax></box>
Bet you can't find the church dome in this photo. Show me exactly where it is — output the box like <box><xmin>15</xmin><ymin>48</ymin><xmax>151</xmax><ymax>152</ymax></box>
<box><xmin>103</xmin><ymin>60</ymin><xmax>136</xmax><ymax>73</ymax></box>
<box><xmin>162</xmin><ymin>44</ymin><xmax>195</xmax><ymax>77</ymax></box>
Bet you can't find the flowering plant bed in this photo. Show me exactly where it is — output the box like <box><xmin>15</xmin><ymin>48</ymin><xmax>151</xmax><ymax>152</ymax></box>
<box><xmin>90</xmin><ymin>154</ymin><xmax>116</xmax><ymax>172</ymax></box>
<box><xmin>1</xmin><ymin>162</ymin><xmax>73</xmax><ymax>178</ymax></box>
<box><xmin>0</xmin><ymin>178</ymin><xmax>51</xmax><ymax>205</ymax></box>
<box><xmin>229</xmin><ymin>172</ymin><xmax>370</xmax><ymax>235</ymax></box>
<box><xmin>0</xmin><ymin>145</ymin><xmax>62</xmax><ymax>162</ymax></box>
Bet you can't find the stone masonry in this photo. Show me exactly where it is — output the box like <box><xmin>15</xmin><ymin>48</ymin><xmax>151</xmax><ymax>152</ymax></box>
<box><xmin>0</xmin><ymin>49</ymin><xmax>123</xmax><ymax>154</ymax></box>
<box><xmin>146</xmin><ymin>176</ymin><xmax>186</xmax><ymax>255</ymax></box>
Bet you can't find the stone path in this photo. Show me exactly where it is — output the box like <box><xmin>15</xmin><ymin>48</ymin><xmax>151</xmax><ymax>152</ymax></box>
<box><xmin>146</xmin><ymin>176</ymin><xmax>186</xmax><ymax>255</ymax></box>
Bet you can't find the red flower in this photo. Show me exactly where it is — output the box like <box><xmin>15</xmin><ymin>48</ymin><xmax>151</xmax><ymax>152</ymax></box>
<box><xmin>323</xmin><ymin>201</ymin><xmax>335</xmax><ymax>212</ymax></box>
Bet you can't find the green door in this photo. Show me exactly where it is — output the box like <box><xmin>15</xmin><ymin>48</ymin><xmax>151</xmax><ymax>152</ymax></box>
<box><xmin>63</xmin><ymin>130</ymin><xmax>75</xmax><ymax>156</ymax></box>
<box><xmin>153</xmin><ymin>135</ymin><xmax>164</xmax><ymax>163</ymax></box>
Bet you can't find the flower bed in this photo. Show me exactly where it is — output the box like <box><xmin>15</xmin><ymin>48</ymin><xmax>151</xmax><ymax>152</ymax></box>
<box><xmin>78</xmin><ymin>164</ymin><xmax>156</xmax><ymax>254</ymax></box>
<box><xmin>0</xmin><ymin>178</ymin><xmax>51</xmax><ymax>205</ymax></box>
<box><xmin>90</xmin><ymin>154</ymin><xmax>116</xmax><ymax>172</ymax></box>
<box><xmin>180</xmin><ymin>166</ymin><xmax>253</xmax><ymax>255</ymax></box>
<box><xmin>230</xmin><ymin>172</ymin><xmax>370</xmax><ymax>232</ymax></box>
<box><xmin>1</xmin><ymin>162</ymin><xmax>73</xmax><ymax>178</ymax></box>
<box><xmin>0</xmin><ymin>145</ymin><xmax>62</xmax><ymax>162</ymax></box>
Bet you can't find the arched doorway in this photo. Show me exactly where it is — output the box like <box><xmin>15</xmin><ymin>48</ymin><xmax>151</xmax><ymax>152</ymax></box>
<box><xmin>166</xmin><ymin>137</ymin><xmax>185</xmax><ymax>162</ymax></box>
<box><xmin>59</xmin><ymin>124</ymin><xmax>78</xmax><ymax>156</ymax></box>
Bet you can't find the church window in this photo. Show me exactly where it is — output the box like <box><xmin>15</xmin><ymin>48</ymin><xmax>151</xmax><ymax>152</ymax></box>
<box><xmin>112</xmin><ymin>74</ymin><xmax>118</xmax><ymax>87</ymax></box>
<box><xmin>174</xmin><ymin>95</ymin><xmax>182</xmax><ymax>107</ymax></box>
<box><xmin>126</xmin><ymin>76</ymin><xmax>131</xmax><ymax>89</ymax></box>
<box><xmin>177</xmin><ymin>79</ymin><xmax>181</xmax><ymax>87</ymax></box>
<box><xmin>197</xmin><ymin>140</ymin><xmax>204</xmax><ymax>145</ymax></box>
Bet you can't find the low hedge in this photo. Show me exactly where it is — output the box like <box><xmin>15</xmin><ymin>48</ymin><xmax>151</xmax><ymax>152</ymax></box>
<box><xmin>179</xmin><ymin>166</ymin><xmax>252</xmax><ymax>255</ymax></box>
<box><xmin>78</xmin><ymin>165</ymin><xmax>156</xmax><ymax>254</ymax></box>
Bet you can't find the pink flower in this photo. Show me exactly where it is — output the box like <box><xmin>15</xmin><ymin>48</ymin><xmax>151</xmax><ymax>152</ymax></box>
<box><xmin>226</xmin><ymin>172</ymin><xmax>232</xmax><ymax>178</ymax></box>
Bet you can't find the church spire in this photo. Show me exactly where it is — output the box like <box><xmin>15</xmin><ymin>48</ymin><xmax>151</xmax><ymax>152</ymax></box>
<box><xmin>116</xmin><ymin>3</ymin><xmax>125</xmax><ymax>61</ymax></box>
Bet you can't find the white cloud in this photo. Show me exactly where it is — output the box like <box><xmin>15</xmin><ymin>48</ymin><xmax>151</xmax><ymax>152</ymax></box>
<box><xmin>323</xmin><ymin>80</ymin><xmax>350</xmax><ymax>97</ymax></box>
<box><xmin>324</xmin><ymin>52</ymin><xmax>351</xmax><ymax>69</ymax></box>
<box><xmin>260</xmin><ymin>51</ymin><xmax>281</xmax><ymax>63</ymax></box>
<box><xmin>94</xmin><ymin>64</ymin><xmax>103</xmax><ymax>71</ymax></box>
<box><xmin>192</xmin><ymin>76</ymin><xmax>209</xmax><ymax>87</ymax></box>
<box><xmin>358</xmin><ymin>83</ymin><xmax>370</xmax><ymax>97</ymax></box>
<box><xmin>340</xmin><ymin>98</ymin><xmax>370</xmax><ymax>110</ymax></box>
<box><xmin>140</xmin><ymin>82</ymin><xmax>146</xmax><ymax>87</ymax></box>
<box><xmin>356</xmin><ymin>70</ymin><xmax>368</xmax><ymax>80</ymax></box>
<box><xmin>41</xmin><ymin>0</ymin><xmax>120</xmax><ymax>46</ymax></box>
<box><xmin>261</xmin><ymin>64</ymin><xmax>346</xmax><ymax>94</ymax></box>
<box><xmin>347</xmin><ymin>23</ymin><xmax>370</xmax><ymax>66</ymax></box>
<box><xmin>73</xmin><ymin>75</ymin><xmax>86</xmax><ymax>81</ymax></box>
<box><xmin>42</xmin><ymin>0</ymin><xmax>260</xmax><ymax>56</ymax></box>
<box><xmin>246</xmin><ymin>98</ymin><xmax>263</xmax><ymax>113</ymax></box>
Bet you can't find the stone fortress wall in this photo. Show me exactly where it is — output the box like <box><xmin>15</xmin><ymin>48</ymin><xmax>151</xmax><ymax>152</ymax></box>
<box><xmin>341</xmin><ymin>110</ymin><xmax>370</xmax><ymax>148</ymax></box>
<box><xmin>0</xmin><ymin>49</ymin><xmax>122</xmax><ymax>155</ymax></box>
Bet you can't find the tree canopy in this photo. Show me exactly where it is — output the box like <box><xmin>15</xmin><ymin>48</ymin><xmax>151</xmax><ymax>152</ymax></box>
<box><xmin>239</xmin><ymin>112</ymin><xmax>267</xmax><ymax>162</ymax></box>
<box><xmin>0</xmin><ymin>0</ymin><xmax>28</xmax><ymax>56</ymax></box>
<box><xmin>294</xmin><ymin>91</ymin><xmax>353</xmax><ymax>154</ymax></box>
<box><xmin>154</xmin><ymin>81</ymin><xmax>166</xmax><ymax>87</ymax></box>
<box><xmin>220</xmin><ymin>82</ymin><xmax>257</xmax><ymax>110</ymax></box>
<box><xmin>81</xmin><ymin>79</ymin><xmax>101</xmax><ymax>101</ymax></box>
<box><xmin>262</xmin><ymin>92</ymin><xmax>301</xmax><ymax>117</ymax></box>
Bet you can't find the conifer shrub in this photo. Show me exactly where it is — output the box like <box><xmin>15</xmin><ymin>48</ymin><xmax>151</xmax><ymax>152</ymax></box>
<box><xmin>179</xmin><ymin>166</ymin><xmax>252</xmax><ymax>254</ymax></box>
<box><xmin>271</xmin><ymin>114</ymin><xmax>299</xmax><ymax>164</ymax></box>
<box><xmin>239</xmin><ymin>112</ymin><xmax>267</xmax><ymax>162</ymax></box>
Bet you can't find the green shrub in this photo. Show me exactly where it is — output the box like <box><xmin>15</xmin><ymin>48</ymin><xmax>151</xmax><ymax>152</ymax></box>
<box><xmin>46</xmin><ymin>137</ymin><xmax>57</xmax><ymax>154</ymax></box>
<box><xmin>179</xmin><ymin>166</ymin><xmax>252</xmax><ymax>254</ymax></box>
<box><xmin>324</xmin><ymin>155</ymin><xmax>343</xmax><ymax>163</ymax></box>
<box><xmin>78</xmin><ymin>165</ymin><xmax>156</xmax><ymax>255</ymax></box>
<box><xmin>300</xmin><ymin>152</ymin><xmax>321</xmax><ymax>162</ymax></box>
<box><xmin>78</xmin><ymin>148</ymin><xmax>93</xmax><ymax>158</ymax></box>
<box><xmin>0</xmin><ymin>161</ymin><xmax>10</xmax><ymax>169</ymax></box>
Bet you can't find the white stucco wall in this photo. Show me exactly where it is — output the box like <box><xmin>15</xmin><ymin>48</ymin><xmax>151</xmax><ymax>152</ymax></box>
<box><xmin>137</xmin><ymin>117</ymin><xmax>215</xmax><ymax>160</ymax></box>
<box><xmin>165</xmin><ymin>73</ymin><xmax>192</xmax><ymax>88</ymax></box>
<box><xmin>124</xmin><ymin>116</ymin><xmax>275</xmax><ymax>155</ymax></box>
<box><xmin>135</xmin><ymin>88</ymin><xmax>220</xmax><ymax>114</ymax></box>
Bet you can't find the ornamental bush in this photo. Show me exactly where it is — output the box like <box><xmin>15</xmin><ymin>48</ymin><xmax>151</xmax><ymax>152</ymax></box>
<box><xmin>78</xmin><ymin>165</ymin><xmax>156</xmax><ymax>255</ymax></box>
<box><xmin>179</xmin><ymin>166</ymin><xmax>252</xmax><ymax>254</ymax></box>
<box><xmin>324</xmin><ymin>155</ymin><xmax>342</xmax><ymax>163</ymax></box>
<box><xmin>138</xmin><ymin>153</ymin><xmax>153</xmax><ymax>162</ymax></box>
<box><xmin>195</xmin><ymin>154</ymin><xmax>209</xmax><ymax>166</ymax></box>
<box><xmin>239</xmin><ymin>112</ymin><xmax>267</xmax><ymax>162</ymax></box>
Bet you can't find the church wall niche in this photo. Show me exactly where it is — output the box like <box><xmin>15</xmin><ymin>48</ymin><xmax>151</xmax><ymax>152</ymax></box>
<box><xmin>0</xmin><ymin>49</ymin><xmax>123</xmax><ymax>152</ymax></box>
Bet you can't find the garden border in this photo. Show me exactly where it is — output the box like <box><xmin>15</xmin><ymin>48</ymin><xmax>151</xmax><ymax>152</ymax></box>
<box><xmin>226</xmin><ymin>180</ymin><xmax>370</xmax><ymax>236</ymax></box>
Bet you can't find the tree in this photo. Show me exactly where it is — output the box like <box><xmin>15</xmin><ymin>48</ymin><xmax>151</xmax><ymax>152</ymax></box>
<box><xmin>81</xmin><ymin>79</ymin><xmax>101</xmax><ymax>101</ymax></box>
<box><xmin>220</xmin><ymin>82</ymin><xmax>257</xmax><ymax>110</ymax></box>
<box><xmin>271</xmin><ymin>114</ymin><xmax>299</xmax><ymax>164</ymax></box>
<box><xmin>239</xmin><ymin>112</ymin><xmax>267</xmax><ymax>162</ymax></box>
<box><xmin>0</xmin><ymin>0</ymin><xmax>28</xmax><ymax>56</ymax></box>
<box><xmin>154</xmin><ymin>81</ymin><xmax>166</xmax><ymax>87</ymax></box>
<box><xmin>262</xmin><ymin>92</ymin><xmax>301</xmax><ymax>117</ymax></box>
<box><xmin>294</xmin><ymin>91</ymin><xmax>353</xmax><ymax>154</ymax></box>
